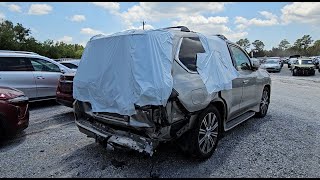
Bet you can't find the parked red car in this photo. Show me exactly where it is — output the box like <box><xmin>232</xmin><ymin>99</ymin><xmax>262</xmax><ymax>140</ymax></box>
<box><xmin>56</xmin><ymin>73</ymin><xmax>75</xmax><ymax>108</ymax></box>
<box><xmin>0</xmin><ymin>86</ymin><xmax>29</xmax><ymax>138</ymax></box>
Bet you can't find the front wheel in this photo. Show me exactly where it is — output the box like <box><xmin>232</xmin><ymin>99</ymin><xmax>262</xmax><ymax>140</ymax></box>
<box><xmin>292</xmin><ymin>68</ymin><xmax>297</xmax><ymax>76</ymax></box>
<box><xmin>186</xmin><ymin>106</ymin><xmax>221</xmax><ymax>159</ymax></box>
<box><xmin>310</xmin><ymin>70</ymin><xmax>315</xmax><ymax>76</ymax></box>
<box><xmin>255</xmin><ymin>87</ymin><xmax>270</xmax><ymax>118</ymax></box>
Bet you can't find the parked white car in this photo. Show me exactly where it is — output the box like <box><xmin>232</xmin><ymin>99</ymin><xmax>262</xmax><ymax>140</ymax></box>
<box><xmin>0</xmin><ymin>50</ymin><xmax>75</xmax><ymax>101</ymax></box>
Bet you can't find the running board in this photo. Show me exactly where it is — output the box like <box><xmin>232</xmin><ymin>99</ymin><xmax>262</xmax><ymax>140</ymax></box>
<box><xmin>225</xmin><ymin>111</ymin><xmax>255</xmax><ymax>131</ymax></box>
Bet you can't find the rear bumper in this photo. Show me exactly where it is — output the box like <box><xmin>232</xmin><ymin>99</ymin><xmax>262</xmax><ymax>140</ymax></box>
<box><xmin>265</xmin><ymin>67</ymin><xmax>281</xmax><ymax>72</ymax></box>
<box><xmin>75</xmin><ymin>118</ymin><xmax>157</xmax><ymax>155</ymax></box>
<box><xmin>0</xmin><ymin>100</ymin><xmax>29</xmax><ymax>135</ymax></box>
<box><xmin>56</xmin><ymin>92</ymin><xmax>74</xmax><ymax>108</ymax></box>
<box><xmin>294</xmin><ymin>68</ymin><xmax>315</xmax><ymax>75</ymax></box>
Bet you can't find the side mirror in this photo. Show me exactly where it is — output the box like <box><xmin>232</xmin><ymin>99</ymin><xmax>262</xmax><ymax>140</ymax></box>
<box><xmin>251</xmin><ymin>59</ymin><xmax>260</xmax><ymax>70</ymax></box>
<box><xmin>60</xmin><ymin>69</ymin><xmax>65</xmax><ymax>74</ymax></box>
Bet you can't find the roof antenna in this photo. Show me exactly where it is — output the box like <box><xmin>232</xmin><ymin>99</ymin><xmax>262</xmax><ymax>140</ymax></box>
<box><xmin>142</xmin><ymin>20</ymin><xmax>146</xmax><ymax>30</ymax></box>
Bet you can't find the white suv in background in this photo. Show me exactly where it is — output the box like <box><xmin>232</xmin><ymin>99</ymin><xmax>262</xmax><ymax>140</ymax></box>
<box><xmin>0</xmin><ymin>50</ymin><xmax>75</xmax><ymax>101</ymax></box>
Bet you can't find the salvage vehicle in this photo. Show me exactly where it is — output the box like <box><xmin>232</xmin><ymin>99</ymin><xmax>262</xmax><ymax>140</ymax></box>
<box><xmin>291</xmin><ymin>58</ymin><xmax>316</xmax><ymax>76</ymax></box>
<box><xmin>73</xmin><ymin>26</ymin><xmax>271</xmax><ymax>159</ymax></box>
<box><xmin>260</xmin><ymin>59</ymin><xmax>282</xmax><ymax>72</ymax></box>
<box><xmin>0</xmin><ymin>50</ymin><xmax>75</xmax><ymax>101</ymax></box>
<box><xmin>56</xmin><ymin>73</ymin><xmax>76</xmax><ymax>108</ymax></box>
<box><xmin>0</xmin><ymin>86</ymin><xmax>29</xmax><ymax>138</ymax></box>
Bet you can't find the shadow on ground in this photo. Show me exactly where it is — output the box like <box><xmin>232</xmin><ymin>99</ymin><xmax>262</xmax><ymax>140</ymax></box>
<box><xmin>44</xmin><ymin>114</ymin><xmax>271</xmax><ymax>178</ymax></box>
<box><xmin>29</xmin><ymin>100</ymin><xmax>60</xmax><ymax>110</ymax></box>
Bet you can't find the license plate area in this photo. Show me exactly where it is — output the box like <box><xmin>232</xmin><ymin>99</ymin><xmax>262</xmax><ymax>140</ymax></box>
<box><xmin>94</xmin><ymin>112</ymin><xmax>129</xmax><ymax>122</ymax></box>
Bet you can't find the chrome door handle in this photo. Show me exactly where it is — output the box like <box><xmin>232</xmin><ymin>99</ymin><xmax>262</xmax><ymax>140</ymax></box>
<box><xmin>243</xmin><ymin>80</ymin><xmax>249</xmax><ymax>84</ymax></box>
<box><xmin>37</xmin><ymin>76</ymin><xmax>45</xmax><ymax>79</ymax></box>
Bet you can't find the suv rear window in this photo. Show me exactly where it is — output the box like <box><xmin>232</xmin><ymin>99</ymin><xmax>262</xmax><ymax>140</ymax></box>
<box><xmin>178</xmin><ymin>37</ymin><xmax>205</xmax><ymax>72</ymax></box>
<box><xmin>0</xmin><ymin>57</ymin><xmax>33</xmax><ymax>71</ymax></box>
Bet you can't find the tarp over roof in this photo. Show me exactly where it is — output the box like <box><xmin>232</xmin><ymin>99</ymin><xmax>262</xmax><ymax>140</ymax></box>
<box><xmin>73</xmin><ymin>29</ymin><xmax>174</xmax><ymax>115</ymax></box>
<box><xmin>73</xmin><ymin>29</ymin><xmax>239</xmax><ymax>115</ymax></box>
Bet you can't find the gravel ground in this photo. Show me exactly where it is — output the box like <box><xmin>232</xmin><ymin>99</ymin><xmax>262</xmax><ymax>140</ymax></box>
<box><xmin>0</xmin><ymin>64</ymin><xmax>319</xmax><ymax>178</ymax></box>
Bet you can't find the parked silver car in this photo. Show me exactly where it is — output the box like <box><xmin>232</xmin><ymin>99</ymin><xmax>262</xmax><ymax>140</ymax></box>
<box><xmin>73</xmin><ymin>27</ymin><xmax>271</xmax><ymax>159</ymax></box>
<box><xmin>260</xmin><ymin>59</ymin><xmax>282</xmax><ymax>72</ymax></box>
<box><xmin>0</xmin><ymin>50</ymin><xmax>75</xmax><ymax>101</ymax></box>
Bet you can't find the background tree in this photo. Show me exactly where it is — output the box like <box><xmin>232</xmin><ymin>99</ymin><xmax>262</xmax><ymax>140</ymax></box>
<box><xmin>0</xmin><ymin>19</ymin><xmax>84</xmax><ymax>59</ymax></box>
<box><xmin>278</xmin><ymin>39</ymin><xmax>290</xmax><ymax>50</ymax></box>
<box><xmin>236</xmin><ymin>38</ymin><xmax>250</xmax><ymax>51</ymax></box>
<box><xmin>251</xmin><ymin>40</ymin><xmax>265</xmax><ymax>57</ymax></box>
<box><xmin>293</xmin><ymin>35</ymin><xmax>313</xmax><ymax>55</ymax></box>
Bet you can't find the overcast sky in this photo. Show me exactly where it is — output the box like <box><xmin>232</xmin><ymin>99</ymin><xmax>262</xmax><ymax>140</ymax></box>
<box><xmin>0</xmin><ymin>2</ymin><xmax>319</xmax><ymax>50</ymax></box>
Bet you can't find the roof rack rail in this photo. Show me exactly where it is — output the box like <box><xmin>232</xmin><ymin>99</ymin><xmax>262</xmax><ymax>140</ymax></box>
<box><xmin>90</xmin><ymin>34</ymin><xmax>105</xmax><ymax>41</ymax></box>
<box><xmin>0</xmin><ymin>50</ymin><xmax>39</xmax><ymax>55</ymax></box>
<box><xmin>215</xmin><ymin>34</ymin><xmax>228</xmax><ymax>41</ymax></box>
<box><xmin>163</xmin><ymin>26</ymin><xmax>190</xmax><ymax>32</ymax></box>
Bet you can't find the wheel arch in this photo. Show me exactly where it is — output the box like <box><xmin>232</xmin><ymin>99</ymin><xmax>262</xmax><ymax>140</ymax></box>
<box><xmin>209</xmin><ymin>96</ymin><xmax>227</xmax><ymax>134</ymax></box>
<box><xmin>264</xmin><ymin>84</ymin><xmax>271</xmax><ymax>99</ymax></box>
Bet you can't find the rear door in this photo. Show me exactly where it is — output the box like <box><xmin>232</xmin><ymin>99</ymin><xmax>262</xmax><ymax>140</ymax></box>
<box><xmin>228</xmin><ymin>45</ymin><xmax>258</xmax><ymax>112</ymax></box>
<box><xmin>29</xmin><ymin>58</ymin><xmax>62</xmax><ymax>98</ymax></box>
<box><xmin>0</xmin><ymin>57</ymin><xmax>37</xmax><ymax>98</ymax></box>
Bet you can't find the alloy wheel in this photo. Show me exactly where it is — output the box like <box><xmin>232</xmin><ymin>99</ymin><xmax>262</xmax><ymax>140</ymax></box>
<box><xmin>198</xmin><ymin>112</ymin><xmax>218</xmax><ymax>154</ymax></box>
<box><xmin>260</xmin><ymin>90</ymin><xmax>269</xmax><ymax>115</ymax></box>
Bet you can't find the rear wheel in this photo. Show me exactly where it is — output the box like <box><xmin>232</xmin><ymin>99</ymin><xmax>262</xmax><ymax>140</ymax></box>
<box><xmin>185</xmin><ymin>106</ymin><xmax>221</xmax><ymax>159</ymax></box>
<box><xmin>255</xmin><ymin>87</ymin><xmax>270</xmax><ymax>118</ymax></box>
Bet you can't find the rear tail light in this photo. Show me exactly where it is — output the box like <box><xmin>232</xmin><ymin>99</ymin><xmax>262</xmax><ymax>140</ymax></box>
<box><xmin>59</xmin><ymin>75</ymin><xmax>66</xmax><ymax>81</ymax></box>
<box><xmin>7</xmin><ymin>96</ymin><xmax>29</xmax><ymax>119</ymax></box>
<box><xmin>15</xmin><ymin>104</ymin><xmax>28</xmax><ymax>119</ymax></box>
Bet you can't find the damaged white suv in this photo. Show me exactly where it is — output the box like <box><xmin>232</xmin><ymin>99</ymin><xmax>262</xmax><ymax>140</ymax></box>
<box><xmin>73</xmin><ymin>26</ymin><xmax>271</xmax><ymax>159</ymax></box>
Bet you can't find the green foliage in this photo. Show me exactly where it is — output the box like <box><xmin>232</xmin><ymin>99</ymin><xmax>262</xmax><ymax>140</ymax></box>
<box><xmin>236</xmin><ymin>38</ymin><xmax>250</xmax><ymax>51</ymax></box>
<box><xmin>278</xmin><ymin>39</ymin><xmax>290</xmax><ymax>50</ymax></box>
<box><xmin>251</xmin><ymin>35</ymin><xmax>320</xmax><ymax>58</ymax></box>
<box><xmin>0</xmin><ymin>19</ymin><xmax>84</xmax><ymax>59</ymax></box>
<box><xmin>265</xmin><ymin>35</ymin><xmax>319</xmax><ymax>57</ymax></box>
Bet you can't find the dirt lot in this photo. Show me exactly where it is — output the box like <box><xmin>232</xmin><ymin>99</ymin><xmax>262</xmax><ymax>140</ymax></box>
<box><xmin>1</xmin><ymin>65</ymin><xmax>320</xmax><ymax>178</ymax></box>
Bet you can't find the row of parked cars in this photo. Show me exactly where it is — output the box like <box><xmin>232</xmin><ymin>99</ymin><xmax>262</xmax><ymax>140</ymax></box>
<box><xmin>1</xmin><ymin>26</ymin><xmax>272</xmax><ymax>159</ymax></box>
<box><xmin>0</xmin><ymin>50</ymin><xmax>80</xmax><ymax>138</ymax></box>
<box><xmin>254</xmin><ymin>55</ymin><xmax>319</xmax><ymax>76</ymax></box>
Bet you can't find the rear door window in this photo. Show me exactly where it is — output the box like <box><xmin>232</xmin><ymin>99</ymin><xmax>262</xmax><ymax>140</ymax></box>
<box><xmin>0</xmin><ymin>57</ymin><xmax>33</xmax><ymax>71</ymax></box>
<box><xmin>30</xmin><ymin>58</ymin><xmax>61</xmax><ymax>72</ymax></box>
<box><xmin>178</xmin><ymin>37</ymin><xmax>205</xmax><ymax>72</ymax></box>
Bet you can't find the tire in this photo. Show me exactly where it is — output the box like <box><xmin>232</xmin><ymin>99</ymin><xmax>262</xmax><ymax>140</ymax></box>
<box><xmin>0</xmin><ymin>119</ymin><xmax>6</xmax><ymax>140</ymax></box>
<box><xmin>255</xmin><ymin>87</ymin><xmax>270</xmax><ymax>118</ymax></box>
<box><xmin>184</xmin><ymin>106</ymin><xmax>221</xmax><ymax>159</ymax></box>
<box><xmin>292</xmin><ymin>69</ymin><xmax>297</xmax><ymax>76</ymax></box>
<box><xmin>310</xmin><ymin>70</ymin><xmax>315</xmax><ymax>76</ymax></box>
<box><xmin>96</xmin><ymin>136</ymin><xmax>109</xmax><ymax>148</ymax></box>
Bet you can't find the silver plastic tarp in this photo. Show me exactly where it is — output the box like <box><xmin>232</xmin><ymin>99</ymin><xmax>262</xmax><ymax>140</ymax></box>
<box><xmin>73</xmin><ymin>29</ymin><xmax>174</xmax><ymax>115</ymax></box>
<box><xmin>73</xmin><ymin>29</ymin><xmax>239</xmax><ymax>115</ymax></box>
<box><xmin>196</xmin><ymin>33</ymin><xmax>240</xmax><ymax>94</ymax></box>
